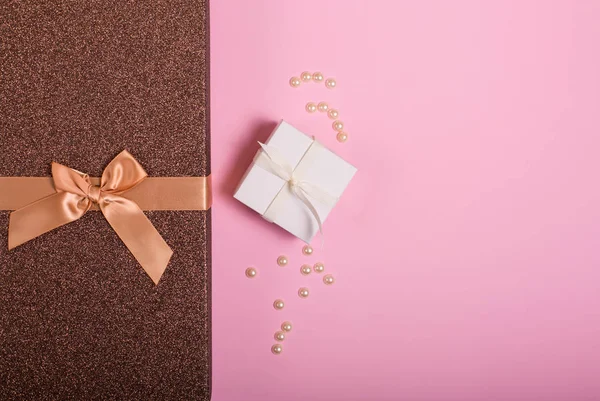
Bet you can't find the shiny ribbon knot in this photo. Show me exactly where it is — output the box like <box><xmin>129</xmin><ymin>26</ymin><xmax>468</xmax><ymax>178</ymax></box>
<box><xmin>86</xmin><ymin>182</ymin><xmax>102</xmax><ymax>204</ymax></box>
<box><xmin>8</xmin><ymin>150</ymin><xmax>173</xmax><ymax>284</ymax></box>
<box><xmin>257</xmin><ymin>142</ymin><xmax>338</xmax><ymax>240</ymax></box>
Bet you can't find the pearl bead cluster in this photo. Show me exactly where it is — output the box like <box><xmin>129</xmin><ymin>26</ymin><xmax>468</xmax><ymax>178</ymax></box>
<box><xmin>290</xmin><ymin>71</ymin><xmax>336</xmax><ymax>89</ymax></box>
<box><xmin>290</xmin><ymin>71</ymin><xmax>348</xmax><ymax>143</ymax></box>
<box><xmin>271</xmin><ymin>321</ymin><xmax>293</xmax><ymax>355</ymax></box>
<box><xmin>245</xmin><ymin>247</ymin><xmax>337</xmax><ymax>356</ymax></box>
<box><xmin>292</xmin><ymin>76</ymin><xmax>348</xmax><ymax>143</ymax></box>
<box><xmin>300</xmin><ymin>246</ymin><xmax>331</xmax><ymax>282</ymax></box>
<box><xmin>306</xmin><ymin>101</ymin><xmax>348</xmax><ymax>143</ymax></box>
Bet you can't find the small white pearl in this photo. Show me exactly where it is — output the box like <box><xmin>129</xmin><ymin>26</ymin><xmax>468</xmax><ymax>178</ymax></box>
<box><xmin>332</xmin><ymin>120</ymin><xmax>344</xmax><ymax>132</ymax></box>
<box><xmin>313</xmin><ymin>262</ymin><xmax>325</xmax><ymax>273</ymax></box>
<box><xmin>301</xmin><ymin>71</ymin><xmax>312</xmax><ymax>81</ymax></box>
<box><xmin>277</xmin><ymin>256</ymin><xmax>288</xmax><ymax>266</ymax></box>
<box><xmin>302</xmin><ymin>245</ymin><xmax>313</xmax><ymax>255</ymax></box>
<box><xmin>336</xmin><ymin>132</ymin><xmax>348</xmax><ymax>143</ymax></box>
<box><xmin>325</xmin><ymin>78</ymin><xmax>336</xmax><ymax>89</ymax></box>
<box><xmin>317</xmin><ymin>102</ymin><xmax>329</xmax><ymax>112</ymax></box>
<box><xmin>300</xmin><ymin>264</ymin><xmax>312</xmax><ymax>275</ymax></box>
<box><xmin>298</xmin><ymin>287</ymin><xmax>310</xmax><ymax>298</ymax></box>
<box><xmin>271</xmin><ymin>344</ymin><xmax>283</xmax><ymax>355</ymax></box>
<box><xmin>312</xmin><ymin>72</ymin><xmax>324</xmax><ymax>82</ymax></box>
<box><xmin>273</xmin><ymin>299</ymin><xmax>285</xmax><ymax>310</ymax></box>
<box><xmin>281</xmin><ymin>321</ymin><xmax>293</xmax><ymax>332</ymax></box>
<box><xmin>323</xmin><ymin>274</ymin><xmax>335</xmax><ymax>285</ymax></box>
<box><xmin>327</xmin><ymin>109</ymin><xmax>339</xmax><ymax>119</ymax></box>
<box><xmin>245</xmin><ymin>267</ymin><xmax>257</xmax><ymax>278</ymax></box>
<box><xmin>289</xmin><ymin>77</ymin><xmax>301</xmax><ymax>87</ymax></box>
<box><xmin>305</xmin><ymin>102</ymin><xmax>317</xmax><ymax>113</ymax></box>
<box><xmin>274</xmin><ymin>331</ymin><xmax>286</xmax><ymax>341</ymax></box>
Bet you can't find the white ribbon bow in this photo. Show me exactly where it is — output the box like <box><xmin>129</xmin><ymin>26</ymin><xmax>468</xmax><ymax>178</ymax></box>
<box><xmin>256</xmin><ymin>141</ymin><xmax>338</xmax><ymax>240</ymax></box>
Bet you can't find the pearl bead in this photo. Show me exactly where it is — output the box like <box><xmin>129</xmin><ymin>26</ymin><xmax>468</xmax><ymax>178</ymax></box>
<box><xmin>289</xmin><ymin>77</ymin><xmax>301</xmax><ymax>87</ymax></box>
<box><xmin>301</xmin><ymin>71</ymin><xmax>312</xmax><ymax>82</ymax></box>
<box><xmin>312</xmin><ymin>72</ymin><xmax>324</xmax><ymax>82</ymax></box>
<box><xmin>313</xmin><ymin>262</ymin><xmax>325</xmax><ymax>273</ymax></box>
<box><xmin>271</xmin><ymin>344</ymin><xmax>283</xmax><ymax>355</ymax></box>
<box><xmin>245</xmin><ymin>267</ymin><xmax>257</xmax><ymax>278</ymax></box>
<box><xmin>323</xmin><ymin>274</ymin><xmax>335</xmax><ymax>285</ymax></box>
<box><xmin>332</xmin><ymin>120</ymin><xmax>344</xmax><ymax>132</ymax></box>
<box><xmin>281</xmin><ymin>321</ymin><xmax>293</xmax><ymax>332</ymax></box>
<box><xmin>300</xmin><ymin>264</ymin><xmax>312</xmax><ymax>275</ymax></box>
<box><xmin>325</xmin><ymin>78</ymin><xmax>336</xmax><ymax>89</ymax></box>
<box><xmin>302</xmin><ymin>245</ymin><xmax>313</xmax><ymax>255</ymax></box>
<box><xmin>277</xmin><ymin>256</ymin><xmax>288</xmax><ymax>266</ymax></box>
<box><xmin>305</xmin><ymin>102</ymin><xmax>317</xmax><ymax>113</ymax></box>
<box><xmin>336</xmin><ymin>132</ymin><xmax>348</xmax><ymax>143</ymax></box>
<box><xmin>298</xmin><ymin>287</ymin><xmax>310</xmax><ymax>298</ymax></box>
<box><xmin>317</xmin><ymin>102</ymin><xmax>329</xmax><ymax>112</ymax></box>
<box><xmin>327</xmin><ymin>109</ymin><xmax>339</xmax><ymax>119</ymax></box>
<box><xmin>274</xmin><ymin>331</ymin><xmax>286</xmax><ymax>341</ymax></box>
<box><xmin>273</xmin><ymin>299</ymin><xmax>285</xmax><ymax>310</ymax></box>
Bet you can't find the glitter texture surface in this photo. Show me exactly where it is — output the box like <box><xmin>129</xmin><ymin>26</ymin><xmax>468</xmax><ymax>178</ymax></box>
<box><xmin>0</xmin><ymin>1</ymin><xmax>211</xmax><ymax>399</ymax></box>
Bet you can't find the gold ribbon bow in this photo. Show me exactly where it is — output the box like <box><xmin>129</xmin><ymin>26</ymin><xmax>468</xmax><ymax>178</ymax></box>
<box><xmin>8</xmin><ymin>150</ymin><xmax>172</xmax><ymax>284</ymax></box>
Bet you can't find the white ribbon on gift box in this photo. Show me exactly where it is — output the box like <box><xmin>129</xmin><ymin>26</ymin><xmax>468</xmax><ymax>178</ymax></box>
<box><xmin>255</xmin><ymin>140</ymin><xmax>338</xmax><ymax>240</ymax></box>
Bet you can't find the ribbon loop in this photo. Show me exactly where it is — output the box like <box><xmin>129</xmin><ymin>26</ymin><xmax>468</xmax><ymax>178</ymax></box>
<box><xmin>100</xmin><ymin>150</ymin><xmax>148</xmax><ymax>194</ymax></box>
<box><xmin>51</xmin><ymin>162</ymin><xmax>90</xmax><ymax>197</ymax></box>
<box><xmin>7</xmin><ymin>150</ymin><xmax>172</xmax><ymax>285</ymax></box>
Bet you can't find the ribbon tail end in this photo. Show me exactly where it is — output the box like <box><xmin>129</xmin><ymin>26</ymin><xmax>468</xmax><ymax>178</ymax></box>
<box><xmin>7</xmin><ymin>213</ymin><xmax>30</xmax><ymax>251</ymax></box>
<box><xmin>148</xmin><ymin>247</ymin><xmax>173</xmax><ymax>285</ymax></box>
<box><xmin>7</xmin><ymin>233</ymin><xmax>36</xmax><ymax>251</ymax></box>
<box><xmin>7</xmin><ymin>237</ymin><xmax>19</xmax><ymax>251</ymax></box>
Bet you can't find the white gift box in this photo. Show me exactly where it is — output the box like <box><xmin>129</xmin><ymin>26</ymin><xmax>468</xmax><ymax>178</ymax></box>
<box><xmin>234</xmin><ymin>120</ymin><xmax>357</xmax><ymax>243</ymax></box>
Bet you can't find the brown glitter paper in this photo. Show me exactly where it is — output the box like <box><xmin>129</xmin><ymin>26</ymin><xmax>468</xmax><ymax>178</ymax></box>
<box><xmin>0</xmin><ymin>1</ymin><xmax>211</xmax><ymax>399</ymax></box>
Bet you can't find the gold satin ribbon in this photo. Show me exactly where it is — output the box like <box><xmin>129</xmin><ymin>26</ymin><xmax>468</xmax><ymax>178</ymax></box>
<box><xmin>0</xmin><ymin>176</ymin><xmax>212</xmax><ymax>211</ymax></box>
<box><xmin>0</xmin><ymin>150</ymin><xmax>212</xmax><ymax>285</ymax></box>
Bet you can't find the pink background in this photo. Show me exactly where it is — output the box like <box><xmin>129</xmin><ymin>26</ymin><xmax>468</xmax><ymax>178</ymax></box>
<box><xmin>210</xmin><ymin>1</ymin><xmax>600</xmax><ymax>400</ymax></box>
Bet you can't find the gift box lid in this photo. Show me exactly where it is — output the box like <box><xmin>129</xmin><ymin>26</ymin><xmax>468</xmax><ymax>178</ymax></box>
<box><xmin>0</xmin><ymin>1</ymin><xmax>211</xmax><ymax>399</ymax></box>
<box><xmin>234</xmin><ymin>120</ymin><xmax>357</xmax><ymax>243</ymax></box>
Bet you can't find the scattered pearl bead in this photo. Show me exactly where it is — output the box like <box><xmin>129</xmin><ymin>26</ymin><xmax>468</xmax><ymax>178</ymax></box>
<box><xmin>301</xmin><ymin>71</ymin><xmax>312</xmax><ymax>81</ymax></box>
<box><xmin>245</xmin><ymin>267</ymin><xmax>257</xmax><ymax>278</ymax></box>
<box><xmin>323</xmin><ymin>274</ymin><xmax>335</xmax><ymax>285</ymax></box>
<box><xmin>305</xmin><ymin>102</ymin><xmax>317</xmax><ymax>113</ymax></box>
<box><xmin>312</xmin><ymin>72</ymin><xmax>324</xmax><ymax>82</ymax></box>
<box><xmin>332</xmin><ymin>120</ymin><xmax>344</xmax><ymax>132</ymax></box>
<box><xmin>317</xmin><ymin>102</ymin><xmax>329</xmax><ymax>112</ymax></box>
<box><xmin>300</xmin><ymin>264</ymin><xmax>312</xmax><ymax>276</ymax></box>
<box><xmin>327</xmin><ymin>109</ymin><xmax>339</xmax><ymax>119</ymax></box>
<box><xmin>277</xmin><ymin>256</ymin><xmax>288</xmax><ymax>266</ymax></box>
<box><xmin>274</xmin><ymin>331</ymin><xmax>286</xmax><ymax>341</ymax></box>
<box><xmin>336</xmin><ymin>132</ymin><xmax>348</xmax><ymax>143</ymax></box>
<box><xmin>302</xmin><ymin>245</ymin><xmax>313</xmax><ymax>255</ymax></box>
<box><xmin>298</xmin><ymin>287</ymin><xmax>310</xmax><ymax>298</ymax></box>
<box><xmin>273</xmin><ymin>299</ymin><xmax>285</xmax><ymax>310</ymax></box>
<box><xmin>313</xmin><ymin>262</ymin><xmax>325</xmax><ymax>273</ymax></box>
<box><xmin>271</xmin><ymin>344</ymin><xmax>283</xmax><ymax>355</ymax></box>
<box><xmin>281</xmin><ymin>321</ymin><xmax>293</xmax><ymax>332</ymax></box>
<box><xmin>325</xmin><ymin>78</ymin><xmax>336</xmax><ymax>89</ymax></box>
<box><xmin>289</xmin><ymin>77</ymin><xmax>301</xmax><ymax>87</ymax></box>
